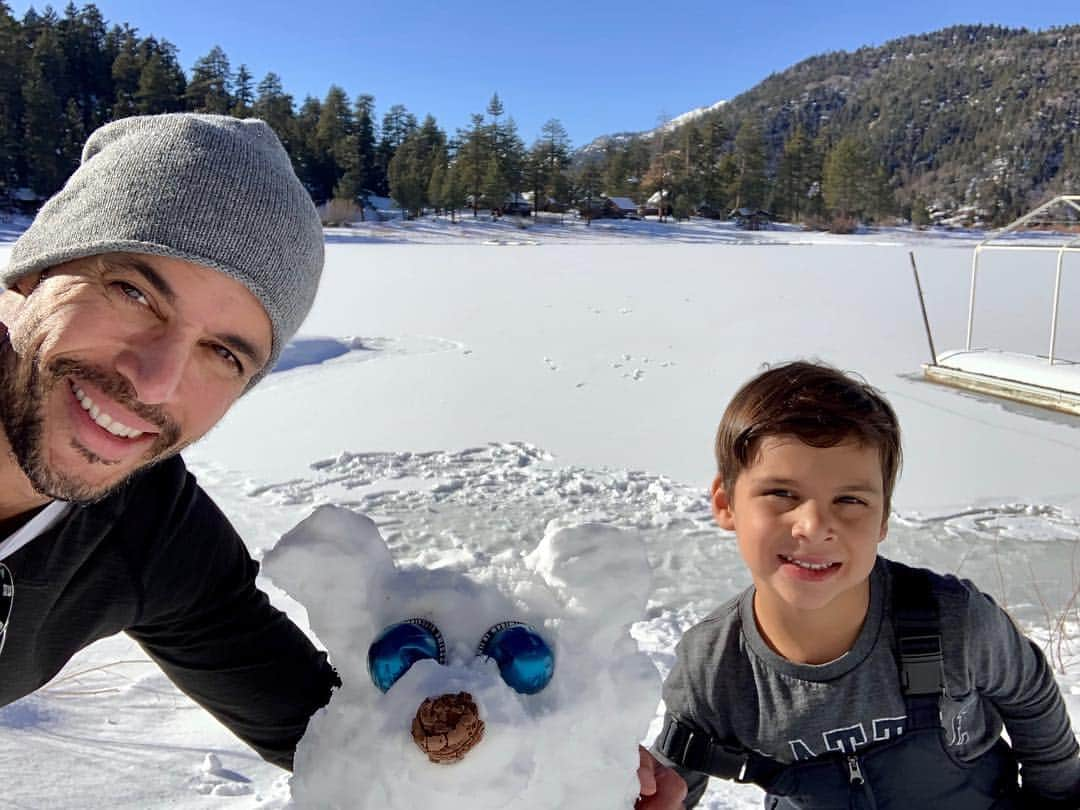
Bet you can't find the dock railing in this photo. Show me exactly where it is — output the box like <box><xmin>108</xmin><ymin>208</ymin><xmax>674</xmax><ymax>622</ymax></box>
<box><xmin>966</xmin><ymin>195</ymin><xmax>1080</xmax><ymax>364</ymax></box>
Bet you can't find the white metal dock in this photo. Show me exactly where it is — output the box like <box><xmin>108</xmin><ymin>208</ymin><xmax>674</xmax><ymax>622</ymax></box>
<box><xmin>921</xmin><ymin>195</ymin><xmax>1080</xmax><ymax>415</ymax></box>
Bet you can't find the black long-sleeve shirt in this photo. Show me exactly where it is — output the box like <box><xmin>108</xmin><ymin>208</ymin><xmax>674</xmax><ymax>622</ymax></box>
<box><xmin>0</xmin><ymin>454</ymin><xmax>338</xmax><ymax>769</ymax></box>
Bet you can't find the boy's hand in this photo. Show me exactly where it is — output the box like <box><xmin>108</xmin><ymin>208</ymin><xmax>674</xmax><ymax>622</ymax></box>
<box><xmin>635</xmin><ymin>745</ymin><xmax>687</xmax><ymax>809</ymax></box>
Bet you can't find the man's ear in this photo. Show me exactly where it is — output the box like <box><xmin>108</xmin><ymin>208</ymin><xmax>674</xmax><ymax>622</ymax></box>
<box><xmin>711</xmin><ymin>475</ymin><xmax>736</xmax><ymax>531</ymax></box>
<box><xmin>0</xmin><ymin>289</ymin><xmax>25</xmax><ymax>335</ymax></box>
<box><xmin>7</xmin><ymin>270</ymin><xmax>44</xmax><ymax>297</ymax></box>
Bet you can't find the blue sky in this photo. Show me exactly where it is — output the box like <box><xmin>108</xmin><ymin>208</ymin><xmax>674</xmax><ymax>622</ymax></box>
<box><xmin>11</xmin><ymin>0</ymin><xmax>1079</xmax><ymax>146</ymax></box>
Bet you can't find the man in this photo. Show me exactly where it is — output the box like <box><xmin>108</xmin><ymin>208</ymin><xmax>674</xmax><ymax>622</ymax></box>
<box><xmin>0</xmin><ymin>113</ymin><xmax>688</xmax><ymax>808</ymax></box>
<box><xmin>0</xmin><ymin>113</ymin><xmax>335</xmax><ymax>769</ymax></box>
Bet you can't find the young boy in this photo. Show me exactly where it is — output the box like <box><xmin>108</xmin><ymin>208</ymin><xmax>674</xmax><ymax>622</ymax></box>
<box><xmin>653</xmin><ymin>361</ymin><xmax>1080</xmax><ymax>809</ymax></box>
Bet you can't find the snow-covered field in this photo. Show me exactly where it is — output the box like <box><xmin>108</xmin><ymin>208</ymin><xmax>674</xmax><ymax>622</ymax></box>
<box><xmin>1</xmin><ymin>217</ymin><xmax>1079</xmax><ymax>808</ymax></box>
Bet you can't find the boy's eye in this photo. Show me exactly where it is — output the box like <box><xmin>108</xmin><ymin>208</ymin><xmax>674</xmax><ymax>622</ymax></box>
<box><xmin>836</xmin><ymin>495</ymin><xmax>869</xmax><ymax>506</ymax></box>
<box><xmin>763</xmin><ymin>489</ymin><xmax>795</xmax><ymax>499</ymax></box>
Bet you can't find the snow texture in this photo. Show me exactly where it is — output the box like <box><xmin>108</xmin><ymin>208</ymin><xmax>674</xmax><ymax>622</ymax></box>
<box><xmin>264</xmin><ymin>505</ymin><xmax>658</xmax><ymax>809</ymax></box>
<box><xmin>1</xmin><ymin>218</ymin><xmax>1079</xmax><ymax>809</ymax></box>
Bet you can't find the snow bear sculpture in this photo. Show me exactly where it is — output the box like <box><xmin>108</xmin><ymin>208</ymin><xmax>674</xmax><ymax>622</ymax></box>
<box><xmin>264</xmin><ymin>505</ymin><xmax>660</xmax><ymax>809</ymax></box>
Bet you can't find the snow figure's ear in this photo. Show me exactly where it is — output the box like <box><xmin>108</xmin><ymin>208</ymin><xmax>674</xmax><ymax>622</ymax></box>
<box><xmin>264</xmin><ymin>505</ymin><xmax>397</xmax><ymax>679</ymax></box>
<box><xmin>525</xmin><ymin>520</ymin><xmax>652</xmax><ymax>631</ymax></box>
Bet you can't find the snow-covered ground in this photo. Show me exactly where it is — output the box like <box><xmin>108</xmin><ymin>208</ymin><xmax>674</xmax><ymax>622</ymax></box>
<box><xmin>322</xmin><ymin>211</ymin><xmax>997</xmax><ymax>247</ymax></box>
<box><xmin>1</xmin><ymin>217</ymin><xmax>1079</xmax><ymax>808</ymax></box>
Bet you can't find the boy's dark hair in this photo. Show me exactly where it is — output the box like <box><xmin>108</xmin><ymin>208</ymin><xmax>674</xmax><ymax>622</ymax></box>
<box><xmin>715</xmin><ymin>361</ymin><xmax>902</xmax><ymax>515</ymax></box>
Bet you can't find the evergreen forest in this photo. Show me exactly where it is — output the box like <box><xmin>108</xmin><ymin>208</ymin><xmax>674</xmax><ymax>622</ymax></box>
<box><xmin>0</xmin><ymin>3</ymin><xmax>1077</xmax><ymax>229</ymax></box>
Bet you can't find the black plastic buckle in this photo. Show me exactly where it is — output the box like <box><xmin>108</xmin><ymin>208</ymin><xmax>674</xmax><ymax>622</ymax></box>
<box><xmin>657</xmin><ymin>714</ymin><xmax>704</xmax><ymax>770</ymax></box>
<box><xmin>656</xmin><ymin>714</ymin><xmax>752</xmax><ymax>781</ymax></box>
<box><xmin>898</xmin><ymin>633</ymin><xmax>945</xmax><ymax>695</ymax></box>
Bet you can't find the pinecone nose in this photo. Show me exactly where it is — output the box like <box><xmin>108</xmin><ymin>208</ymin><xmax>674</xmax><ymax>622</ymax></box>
<box><xmin>411</xmin><ymin>691</ymin><xmax>485</xmax><ymax>763</ymax></box>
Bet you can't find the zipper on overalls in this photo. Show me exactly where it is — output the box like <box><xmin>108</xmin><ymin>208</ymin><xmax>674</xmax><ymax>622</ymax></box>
<box><xmin>846</xmin><ymin>754</ymin><xmax>878</xmax><ymax>809</ymax></box>
<box><xmin>846</xmin><ymin>755</ymin><xmax>865</xmax><ymax>785</ymax></box>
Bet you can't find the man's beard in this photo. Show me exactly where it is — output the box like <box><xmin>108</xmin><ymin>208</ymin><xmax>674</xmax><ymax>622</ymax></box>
<box><xmin>0</xmin><ymin>340</ymin><xmax>183</xmax><ymax>504</ymax></box>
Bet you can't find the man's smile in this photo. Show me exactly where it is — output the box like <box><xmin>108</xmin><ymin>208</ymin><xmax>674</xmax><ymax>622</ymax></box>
<box><xmin>70</xmin><ymin>380</ymin><xmax>149</xmax><ymax>438</ymax></box>
<box><xmin>64</xmin><ymin>378</ymin><xmax>161</xmax><ymax>463</ymax></box>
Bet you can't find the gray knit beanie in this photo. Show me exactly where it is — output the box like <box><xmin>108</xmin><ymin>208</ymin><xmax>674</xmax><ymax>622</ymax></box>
<box><xmin>3</xmin><ymin>113</ymin><xmax>324</xmax><ymax>387</ymax></box>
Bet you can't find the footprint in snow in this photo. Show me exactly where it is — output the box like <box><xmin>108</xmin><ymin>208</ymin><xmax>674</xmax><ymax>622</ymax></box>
<box><xmin>191</xmin><ymin>753</ymin><xmax>252</xmax><ymax>797</ymax></box>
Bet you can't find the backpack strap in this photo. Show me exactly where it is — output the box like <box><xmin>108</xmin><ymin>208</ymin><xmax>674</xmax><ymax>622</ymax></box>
<box><xmin>654</xmin><ymin>712</ymin><xmax>785</xmax><ymax>788</ymax></box>
<box><xmin>889</xmin><ymin>562</ymin><xmax>946</xmax><ymax>730</ymax></box>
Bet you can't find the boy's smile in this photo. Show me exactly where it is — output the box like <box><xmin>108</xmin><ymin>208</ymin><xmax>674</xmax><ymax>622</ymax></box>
<box><xmin>712</xmin><ymin>435</ymin><xmax>888</xmax><ymax>661</ymax></box>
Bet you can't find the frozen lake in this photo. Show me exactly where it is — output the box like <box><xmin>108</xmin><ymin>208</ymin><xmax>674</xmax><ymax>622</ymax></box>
<box><xmin>2</xmin><ymin>234</ymin><xmax>1079</xmax><ymax>808</ymax></box>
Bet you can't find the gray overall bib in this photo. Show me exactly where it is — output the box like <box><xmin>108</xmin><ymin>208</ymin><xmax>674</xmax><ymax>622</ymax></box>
<box><xmin>657</xmin><ymin>564</ymin><xmax>1023</xmax><ymax>809</ymax></box>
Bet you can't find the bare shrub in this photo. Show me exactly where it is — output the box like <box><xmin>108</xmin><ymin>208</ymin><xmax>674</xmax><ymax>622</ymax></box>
<box><xmin>827</xmin><ymin>215</ymin><xmax>859</xmax><ymax>234</ymax></box>
<box><xmin>320</xmin><ymin>199</ymin><xmax>362</xmax><ymax>227</ymax></box>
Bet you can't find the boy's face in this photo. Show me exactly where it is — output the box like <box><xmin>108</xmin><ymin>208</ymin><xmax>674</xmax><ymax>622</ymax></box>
<box><xmin>712</xmin><ymin>435</ymin><xmax>887</xmax><ymax>621</ymax></box>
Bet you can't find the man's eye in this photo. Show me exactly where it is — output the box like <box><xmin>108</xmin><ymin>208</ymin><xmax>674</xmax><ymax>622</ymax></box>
<box><xmin>115</xmin><ymin>281</ymin><xmax>150</xmax><ymax>307</ymax></box>
<box><xmin>211</xmin><ymin>344</ymin><xmax>244</xmax><ymax>375</ymax></box>
<box><xmin>764</xmin><ymin>489</ymin><xmax>794</xmax><ymax>499</ymax></box>
<box><xmin>836</xmin><ymin>496</ymin><xmax>868</xmax><ymax>506</ymax></box>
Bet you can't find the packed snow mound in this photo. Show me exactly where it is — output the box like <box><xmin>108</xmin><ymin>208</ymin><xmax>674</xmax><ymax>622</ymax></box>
<box><xmin>264</xmin><ymin>505</ymin><xmax>660</xmax><ymax>809</ymax></box>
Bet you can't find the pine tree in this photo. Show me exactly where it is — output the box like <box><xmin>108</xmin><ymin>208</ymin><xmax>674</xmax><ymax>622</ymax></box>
<box><xmin>0</xmin><ymin>1</ymin><xmax>24</xmax><ymax>196</ymax></box>
<box><xmin>428</xmin><ymin>146</ymin><xmax>447</xmax><ymax>216</ymax></box>
<box><xmin>821</xmin><ymin>135</ymin><xmax>891</xmax><ymax>225</ymax></box>
<box><xmin>388</xmin><ymin>115</ymin><xmax>445</xmax><ymax>217</ymax></box>
<box><xmin>252</xmin><ymin>72</ymin><xmax>294</xmax><ymax>147</ymax></box>
<box><xmin>351</xmin><ymin>94</ymin><xmax>378</xmax><ymax>213</ymax></box>
<box><xmin>376</xmin><ymin>103</ymin><xmax>417</xmax><ymax>197</ymax></box>
<box><xmin>525</xmin><ymin>143</ymin><xmax>548</xmax><ymax>214</ymax></box>
<box><xmin>482</xmin><ymin>155</ymin><xmax>508</xmax><ymax>216</ymax></box>
<box><xmin>21</xmin><ymin>23</ymin><xmax>66</xmax><ymax>196</ymax></box>
<box><xmin>535</xmin><ymin>118</ymin><xmax>571</xmax><ymax>207</ymax></box>
<box><xmin>291</xmin><ymin>95</ymin><xmax>323</xmax><ymax>199</ymax></box>
<box><xmin>57</xmin><ymin>2</ymin><xmax>109</xmax><ymax>134</ymax></box>
<box><xmin>496</xmin><ymin>116</ymin><xmax>525</xmax><ymax>200</ymax></box>
<box><xmin>59</xmin><ymin>96</ymin><xmax>85</xmax><ymax>175</ymax></box>
<box><xmin>316</xmin><ymin>84</ymin><xmax>354</xmax><ymax>202</ymax></box>
<box><xmin>732</xmin><ymin>120</ymin><xmax>767</xmax><ymax>210</ymax></box>
<box><xmin>135</xmin><ymin>38</ymin><xmax>185</xmax><ymax>114</ymax></box>
<box><xmin>186</xmin><ymin>45</ymin><xmax>231</xmax><ymax>114</ymax></box>
<box><xmin>456</xmin><ymin>113</ymin><xmax>489</xmax><ymax>217</ymax></box>
<box><xmin>232</xmin><ymin>64</ymin><xmax>253</xmax><ymax>116</ymax></box>
<box><xmin>822</xmin><ymin>137</ymin><xmax>863</xmax><ymax>221</ymax></box>
<box><xmin>698</xmin><ymin>118</ymin><xmax>731</xmax><ymax>214</ymax></box>
<box><xmin>441</xmin><ymin>154</ymin><xmax>467</xmax><ymax>222</ymax></box>
<box><xmin>486</xmin><ymin>92</ymin><xmax>504</xmax><ymax>122</ymax></box>
<box><xmin>108</xmin><ymin>24</ymin><xmax>140</xmax><ymax>118</ymax></box>
<box><xmin>775</xmin><ymin>126</ymin><xmax>811</xmax><ymax>221</ymax></box>
<box><xmin>387</xmin><ymin>132</ymin><xmax>426</xmax><ymax>218</ymax></box>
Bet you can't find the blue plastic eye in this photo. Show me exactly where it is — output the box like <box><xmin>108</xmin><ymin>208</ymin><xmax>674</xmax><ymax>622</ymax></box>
<box><xmin>368</xmin><ymin>619</ymin><xmax>446</xmax><ymax>693</ymax></box>
<box><xmin>477</xmin><ymin>621</ymin><xmax>555</xmax><ymax>695</ymax></box>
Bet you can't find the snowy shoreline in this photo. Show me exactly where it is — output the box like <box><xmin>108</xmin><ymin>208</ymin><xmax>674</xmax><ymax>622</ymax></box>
<box><xmin>1</xmin><ymin>236</ymin><xmax>1078</xmax><ymax>808</ymax></box>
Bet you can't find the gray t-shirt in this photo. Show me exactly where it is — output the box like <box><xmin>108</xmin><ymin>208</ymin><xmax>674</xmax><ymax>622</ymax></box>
<box><xmin>662</xmin><ymin>556</ymin><xmax>1080</xmax><ymax>800</ymax></box>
